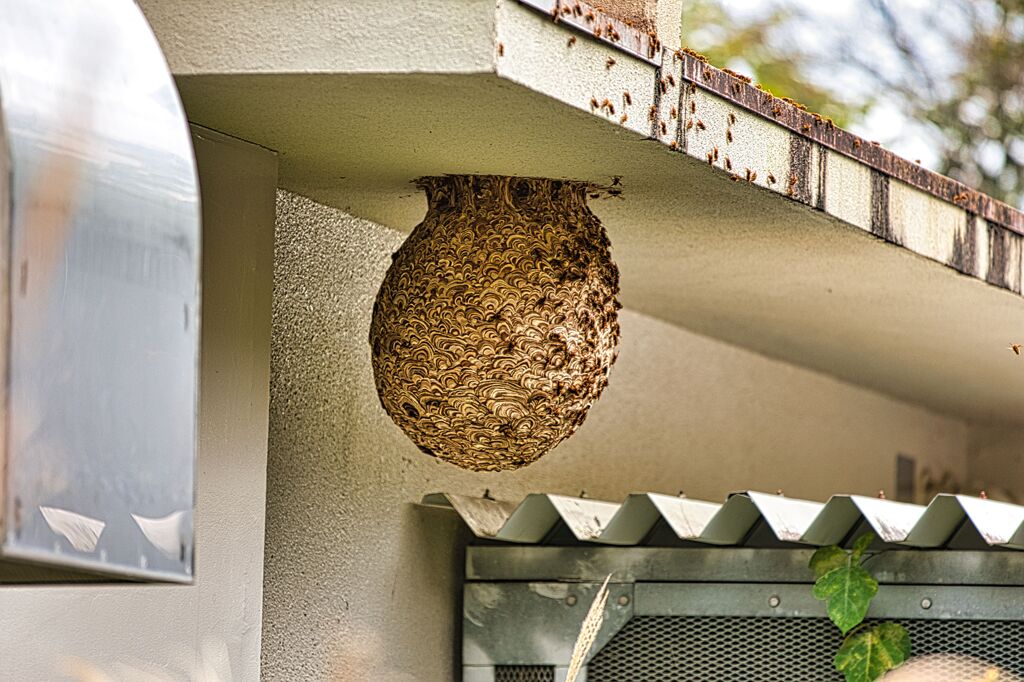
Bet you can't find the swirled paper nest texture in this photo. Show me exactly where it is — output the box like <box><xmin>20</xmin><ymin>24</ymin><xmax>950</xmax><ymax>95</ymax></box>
<box><xmin>370</xmin><ymin>175</ymin><xmax>621</xmax><ymax>471</ymax></box>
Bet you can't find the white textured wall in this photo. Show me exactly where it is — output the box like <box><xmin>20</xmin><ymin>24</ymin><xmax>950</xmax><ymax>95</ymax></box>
<box><xmin>0</xmin><ymin>129</ymin><xmax>276</xmax><ymax>681</ymax></box>
<box><xmin>264</xmin><ymin>191</ymin><xmax>970</xmax><ymax>681</ymax></box>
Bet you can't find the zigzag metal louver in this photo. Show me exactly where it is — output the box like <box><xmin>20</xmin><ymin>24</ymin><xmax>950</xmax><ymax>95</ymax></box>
<box><xmin>422</xmin><ymin>491</ymin><xmax>1024</xmax><ymax>549</ymax></box>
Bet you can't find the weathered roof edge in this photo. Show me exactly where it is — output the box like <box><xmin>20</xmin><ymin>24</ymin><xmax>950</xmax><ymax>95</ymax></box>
<box><xmin>520</xmin><ymin>0</ymin><xmax>1024</xmax><ymax>235</ymax></box>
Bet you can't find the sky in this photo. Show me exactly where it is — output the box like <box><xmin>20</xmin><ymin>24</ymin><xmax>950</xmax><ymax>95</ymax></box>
<box><xmin>702</xmin><ymin>0</ymin><xmax>964</xmax><ymax>173</ymax></box>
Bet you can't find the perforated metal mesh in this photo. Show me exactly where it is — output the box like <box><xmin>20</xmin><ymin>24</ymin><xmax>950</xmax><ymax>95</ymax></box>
<box><xmin>588</xmin><ymin>616</ymin><xmax>1024</xmax><ymax>681</ymax></box>
<box><xmin>494</xmin><ymin>665</ymin><xmax>555</xmax><ymax>682</ymax></box>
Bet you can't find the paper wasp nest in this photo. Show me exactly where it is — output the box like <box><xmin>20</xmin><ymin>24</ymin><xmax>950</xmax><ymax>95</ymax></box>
<box><xmin>369</xmin><ymin>175</ymin><xmax>621</xmax><ymax>471</ymax></box>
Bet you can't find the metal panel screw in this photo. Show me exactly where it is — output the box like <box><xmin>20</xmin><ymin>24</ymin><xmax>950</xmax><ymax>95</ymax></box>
<box><xmin>566</xmin><ymin>595</ymin><xmax>578</xmax><ymax>606</ymax></box>
<box><xmin>768</xmin><ymin>595</ymin><xmax>781</xmax><ymax>608</ymax></box>
<box><xmin>921</xmin><ymin>597</ymin><xmax>932</xmax><ymax>610</ymax></box>
<box><xmin>617</xmin><ymin>595</ymin><xmax>630</xmax><ymax>606</ymax></box>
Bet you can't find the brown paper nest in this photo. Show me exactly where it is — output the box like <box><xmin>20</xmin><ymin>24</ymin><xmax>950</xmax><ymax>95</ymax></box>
<box><xmin>369</xmin><ymin>175</ymin><xmax>621</xmax><ymax>471</ymax></box>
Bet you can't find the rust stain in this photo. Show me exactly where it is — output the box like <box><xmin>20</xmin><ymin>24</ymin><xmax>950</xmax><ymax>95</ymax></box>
<box><xmin>870</xmin><ymin>171</ymin><xmax>894</xmax><ymax>243</ymax></box>
<box><xmin>788</xmin><ymin>136</ymin><xmax>813</xmax><ymax>205</ymax></box>
<box><xmin>986</xmin><ymin>221</ymin><xmax>1023</xmax><ymax>291</ymax></box>
<box><xmin>816</xmin><ymin>148</ymin><xmax>828</xmax><ymax>211</ymax></box>
<box><xmin>950</xmin><ymin>214</ymin><xmax>979</xmax><ymax>277</ymax></box>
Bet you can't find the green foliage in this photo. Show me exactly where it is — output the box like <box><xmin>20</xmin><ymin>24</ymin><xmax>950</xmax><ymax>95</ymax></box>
<box><xmin>681</xmin><ymin>0</ymin><xmax>868</xmax><ymax>128</ymax></box>
<box><xmin>812</xmin><ymin>562</ymin><xmax>878</xmax><ymax>635</ymax></box>
<box><xmin>833</xmin><ymin>622</ymin><xmax>911</xmax><ymax>682</ymax></box>
<box><xmin>809</xmin><ymin>545</ymin><xmax>847</xmax><ymax>578</ymax></box>
<box><xmin>809</xmin><ymin>533</ymin><xmax>910</xmax><ymax>681</ymax></box>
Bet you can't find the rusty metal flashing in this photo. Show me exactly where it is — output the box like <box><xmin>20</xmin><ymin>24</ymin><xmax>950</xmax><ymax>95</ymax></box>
<box><xmin>513</xmin><ymin>0</ymin><xmax>1024</xmax><ymax>235</ymax></box>
<box><xmin>677</xmin><ymin>54</ymin><xmax>1024</xmax><ymax>235</ymax></box>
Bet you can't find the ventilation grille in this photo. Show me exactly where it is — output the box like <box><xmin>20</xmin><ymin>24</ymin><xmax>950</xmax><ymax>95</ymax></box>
<box><xmin>588</xmin><ymin>616</ymin><xmax>1024</xmax><ymax>681</ymax></box>
<box><xmin>495</xmin><ymin>665</ymin><xmax>555</xmax><ymax>682</ymax></box>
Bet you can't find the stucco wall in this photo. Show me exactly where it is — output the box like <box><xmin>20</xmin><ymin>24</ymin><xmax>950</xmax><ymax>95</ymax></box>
<box><xmin>0</xmin><ymin>129</ymin><xmax>276</xmax><ymax>681</ymax></box>
<box><xmin>264</xmin><ymin>190</ymin><xmax>970</xmax><ymax>681</ymax></box>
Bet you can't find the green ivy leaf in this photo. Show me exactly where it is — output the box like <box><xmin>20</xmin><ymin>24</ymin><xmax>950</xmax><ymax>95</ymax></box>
<box><xmin>834</xmin><ymin>623</ymin><xmax>911</xmax><ymax>682</ymax></box>
<box><xmin>851</xmin><ymin>533</ymin><xmax>876</xmax><ymax>561</ymax></box>
<box><xmin>812</xmin><ymin>563</ymin><xmax>878</xmax><ymax>634</ymax></box>
<box><xmin>809</xmin><ymin>545</ymin><xmax>848</xmax><ymax>578</ymax></box>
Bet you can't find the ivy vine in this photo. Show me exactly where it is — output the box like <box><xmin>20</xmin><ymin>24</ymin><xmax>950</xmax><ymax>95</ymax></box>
<box><xmin>809</xmin><ymin>533</ymin><xmax>911</xmax><ymax>681</ymax></box>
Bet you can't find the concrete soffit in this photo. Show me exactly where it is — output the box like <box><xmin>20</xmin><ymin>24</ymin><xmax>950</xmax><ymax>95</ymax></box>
<box><xmin>153</xmin><ymin>0</ymin><xmax>1024</xmax><ymax>423</ymax></box>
